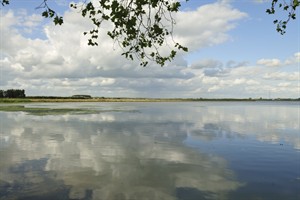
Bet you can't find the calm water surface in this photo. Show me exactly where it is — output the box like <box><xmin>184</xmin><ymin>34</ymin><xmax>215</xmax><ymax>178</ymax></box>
<box><xmin>0</xmin><ymin>102</ymin><xmax>299</xmax><ymax>200</ymax></box>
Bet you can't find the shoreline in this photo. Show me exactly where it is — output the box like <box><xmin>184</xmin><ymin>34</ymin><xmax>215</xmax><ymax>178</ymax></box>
<box><xmin>0</xmin><ymin>97</ymin><xmax>299</xmax><ymax>103</ymax></box>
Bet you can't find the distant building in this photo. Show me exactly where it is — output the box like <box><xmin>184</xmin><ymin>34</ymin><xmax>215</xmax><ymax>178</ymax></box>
<box><xmin>71</xmin><ymin>95</ymin><xmax>92</xmax><ymax>99</ymax></box>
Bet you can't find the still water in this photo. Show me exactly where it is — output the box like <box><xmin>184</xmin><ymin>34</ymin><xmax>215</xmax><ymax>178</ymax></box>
<box><xmin>0</xmin><ymin>102</ymin><xmax>299</xmax><ymax>200</ymax></box>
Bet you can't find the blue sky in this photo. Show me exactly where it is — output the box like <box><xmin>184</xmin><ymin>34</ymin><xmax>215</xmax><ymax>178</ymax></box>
<box><xmin>183</xmin><ymin>0</ymin><xmax>298</xmax><ymax>63</ymax></box>
<box><xmin>0</xmin><ymin>0</ymin><xmax>299</xmax><ymax>98</ymax></box>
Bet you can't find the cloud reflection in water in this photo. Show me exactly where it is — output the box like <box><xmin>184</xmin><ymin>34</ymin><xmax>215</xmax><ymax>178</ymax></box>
<box><xmin>0</xmin><ymin>102</ymin><xmax>299</xmax><ymax>200</ymax></box>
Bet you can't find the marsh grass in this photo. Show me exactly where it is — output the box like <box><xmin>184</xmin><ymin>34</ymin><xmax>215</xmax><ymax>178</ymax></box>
<box><xmin>0</xmin><ymin>105</ymin><xmax>139</xmax><ymax>115</ymax></box>
<box><xmin>0</xmin><ymin>105</ymin><xmax>101</xmax><ymax>115</ymax></box>
<box><xmin>0</xmin><ymin>98</ymin><xmax>31</xmax><ymax>103</ymax></box>
<box><xmin>0</xmin><ymin>98</ymin><xmax>191</xmax><ymax>103</ymax></box>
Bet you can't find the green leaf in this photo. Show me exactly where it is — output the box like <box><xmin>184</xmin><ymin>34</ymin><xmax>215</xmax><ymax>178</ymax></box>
<box><xmin>65</xmin><ymin>0</ymin><xmax>188</xmax><ymax>66</ymax></box>
<box><xmin>42</xmin><ymin>11</ymin><xmax>48</xmax><ymax>18</ymax></box>
<box><xmin>53</xmin><ymin>16</ymin><xmax>63</xmax><ymax>25</ymax></box>
<box><xmin>1</xmin><ymin>0</ymin><xmax>9</xmax><ymax>6</ymax></box>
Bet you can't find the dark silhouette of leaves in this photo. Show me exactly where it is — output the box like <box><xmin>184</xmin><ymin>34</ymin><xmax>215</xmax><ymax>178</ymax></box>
<box><xmin>1</xmin><ymin>0</ymin><xmax>297</xmax><ymax>66</ymax></box>
<box><xmin>267</xmin><ymin>0</ymin><xmax>299</xmax><ymax>34</ymax></box>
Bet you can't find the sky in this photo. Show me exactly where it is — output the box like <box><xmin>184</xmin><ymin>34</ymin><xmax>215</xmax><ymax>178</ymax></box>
<box><xmin>0</xmin><ymin>0</ymin><xmax>299</xmax><ymax>98</ymax></box>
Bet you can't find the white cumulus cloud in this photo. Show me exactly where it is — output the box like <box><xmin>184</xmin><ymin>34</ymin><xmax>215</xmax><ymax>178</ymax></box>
<box><xmin>257</xmin><ymin>59</ymin><xmax>281</xmax><ymax>67</ymax></box>
<box><xmin>0</xmin><ymin>2</ymin><xmax>298</xmax><ymax>98</ymax></box>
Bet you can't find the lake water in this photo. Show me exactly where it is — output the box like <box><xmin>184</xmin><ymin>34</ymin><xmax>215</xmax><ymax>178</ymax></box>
<box><xmin>0</xmin><ymin>102</ymin><xmax>299</xmax><ymax>200</ymax></box>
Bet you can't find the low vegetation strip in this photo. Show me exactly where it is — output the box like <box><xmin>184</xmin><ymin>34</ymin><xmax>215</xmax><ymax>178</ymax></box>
<box><xmin>0</xmin><ymin>105</ymin><xmax>100</xmax><ymax>115</ymax></box>
<box><xmin>0</xmin><ymin>98</ymin><xmax>190</xmax><ymax>103</ymax></box>
<box><xmin>0</xmin><ymin>105</ymin><xmax>140</xmax><ymax>115</ymax></box>
<box><xmin>0</xmin><ymin>97</ymin><xmax>299</xmax><ymax>103</ymax></box>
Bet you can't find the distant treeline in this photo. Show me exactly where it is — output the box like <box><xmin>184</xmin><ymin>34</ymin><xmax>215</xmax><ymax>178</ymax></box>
<box><xmin>0</xmin><ymin>89</ymin><xmax>26</xmax><ymax>98</ymax></box>
<box><xmin>28</xmin><ymin>95</ymin><xmax>92</xmax><ymax>99</ymax></box>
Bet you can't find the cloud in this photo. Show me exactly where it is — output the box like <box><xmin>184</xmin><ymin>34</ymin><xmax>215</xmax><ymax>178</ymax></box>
<box><xmin>226</xmin><ymin>60</ymin><xmax>248</xmax><ymax>68</ymax></box>
<box><xmin>253</xmin><ymin>0</ymin><xmax>270</xmax><ymax>3</ymax></box>
<box><xmin>257</xmin><ymin>52</ymin><xmax>300</xmax><ymax>67</ymax></box>
<box><xmin>278</xmin><ymin>82</ymin><xmax>291</xmax><ymax>87</ymax></box>
<box><xmin>257</xmin><ymin>58</ymin><xmax>281</xmax><ymax>67</ymax></box>
<box><xmin>0</xmin><ymin>3</ymin><xmax>298</xmax><ymax>98</ymax></box>
<box><xmin>203</xmin><ymin>67</ymin><xmax>231</xmax><ymax>77</ymax></box>
<box><xmin>0</xmin><ymin>3</ymin><xmax>246</xmax><ymax>94</ymax></box>
<box><xmin>173</xmin><ymin>2</ymin><xmax>247</xmax><ymax>51</ymax></box>
<box><xmin>190</xmin><ymin>59</ymin><xmax>223</xmax><ymax>69</ymax></box>
<box><xmin>263</xmin><ymin>72</ymin><xmax>299</xmax><ymax>81</ymax></box>
<box><xmin>284</xmin><ymin>52</ymin><xmax>300</xmax><ymax>65</ymax></box>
